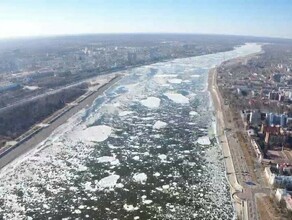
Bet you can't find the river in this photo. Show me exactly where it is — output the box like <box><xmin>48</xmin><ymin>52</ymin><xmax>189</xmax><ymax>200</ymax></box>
<box><xmin>0</xmin><ymin>43</ymin><xmax>261</xmax><ymax>220</ymax></box>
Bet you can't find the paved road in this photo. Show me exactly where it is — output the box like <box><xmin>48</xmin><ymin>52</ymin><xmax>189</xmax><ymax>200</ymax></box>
<box><xmin>0</xmin><ymin>75</ymin><xmax>122</xmax><ymax>169</ymax></box>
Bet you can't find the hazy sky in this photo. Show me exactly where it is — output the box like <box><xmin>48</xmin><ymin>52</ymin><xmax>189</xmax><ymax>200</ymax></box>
<box><xmin>1</xmin><ymin>0</ymin><xmax>292</xmax><ymax>39</ymax></box>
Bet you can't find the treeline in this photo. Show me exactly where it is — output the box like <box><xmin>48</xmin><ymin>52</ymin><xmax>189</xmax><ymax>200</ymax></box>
<box><xmin>0</xmin><ymin>83</ymin><xmax>87</xmax><ymax>138</ymax></box>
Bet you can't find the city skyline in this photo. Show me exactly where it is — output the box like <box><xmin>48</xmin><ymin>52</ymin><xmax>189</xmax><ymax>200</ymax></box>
<box><xmin>1</xmin><ymin>0</ymin><xmax>292</xmax><ymax>39</ymax></box>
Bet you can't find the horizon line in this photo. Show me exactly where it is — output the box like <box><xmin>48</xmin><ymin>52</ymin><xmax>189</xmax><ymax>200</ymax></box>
<box><xmin>1</xmin><ymin>32</ymin><xmax>292</xmax><ymax>42</ymax></box>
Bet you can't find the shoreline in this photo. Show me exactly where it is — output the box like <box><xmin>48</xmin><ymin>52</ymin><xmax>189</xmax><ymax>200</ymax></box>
<box><xmin>208</xmin><ymin>67</ymin><xmax>245</xmax><ymax>219</ymax></box>
<box><xmin>0</xmin><ymin>74</ymin><xmax>122</xmax><ymax>170</ymax></box>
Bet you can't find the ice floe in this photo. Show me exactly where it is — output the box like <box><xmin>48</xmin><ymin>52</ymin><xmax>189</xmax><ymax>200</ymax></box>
<box><xmin>154</xmin><ymin>74</ymin><xmax>178</xmax><ymax>78</ymax></box>
<box><xmin>140</xmin><ymin>97</ymin><xmax>161</xmax><ymax>108</ymax></box>
<box><xmin>97</xmin><ymin>174</ymin><xmax>120</xmax><ymax>189</ymax></box>
<box><xmin>158</xmin><ymin>154</ymin><xmax>167</xmax><ymax>161</ymax></box>
<box><xmin>96</xmin><ymin>156</ymin><xmax>120</xmax><ymax>165</ymax></box>
<box><xmin>123</xmin><ymin>204</ymin><xmax>138</xmax><ymax>212</ymax></box>
<box><xmin>167</xmin><ymin>78</ymin><xmax>183</xmax><ymax>84</ymax></box>
<box><xmin>119</xmin><ymin>111</ymin><xmax>134</xmax><ymax>117</ymax></box>
<box><xmin>77</xmin><ymin>125</ymin><xmax>112</xmax><ymax>144</ymax></box>
<box><xmin>164</xmin><ymin>92</ymin><xmax>189</xmax><ymax>104</ymax></box>
<box><xmin>133</xmin><ymin>173</ymin><xmax>147</xmax><ymax>183</ymax></box>
<box><xmin>197</xmin><ymin>136</ymin><xmax>211</xmax><ymax>145</ymax></box>
<box><xmin>143</xmin><ymin>199</ymin><xmax>153</xmax><ymax>205</ymax></box>
<box><xmin>153</xmin><ymin>172</ymin><xmax>161</xmax><ymax>177</ymax></box>
<box><xmin>191</xmin><ymin>74</ymin><xmax>200</xmax><ymax>78</ymax></box>
<box><xmin>162</xmin><ymin>185</ymin><xmax>170</xmax><ymax>190</ymax></box>
<box><xmin>153</xmin><ymin>121</ymin><xmax>167</xmax><ymax>129</ymax></box>
<box><xmin>183</xmin><ymin>80</ymin><xmax>191</xmax><ymax>83</ymax></box>
<box><xmin>132</xmin><ymin>155</ymin><xmax>140</xmax><ymax>161</ymax></box>
<box><xmin>189</xmin><ymin>111</ymin><xmax>199</xmax><ymax>116</ymax></box>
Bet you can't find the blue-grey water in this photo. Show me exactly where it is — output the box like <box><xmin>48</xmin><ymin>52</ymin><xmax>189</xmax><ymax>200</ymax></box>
<box><xmin>0</xmin><ymin>43</ymin><xmax>261</xmax><ymax>220</ymax></box>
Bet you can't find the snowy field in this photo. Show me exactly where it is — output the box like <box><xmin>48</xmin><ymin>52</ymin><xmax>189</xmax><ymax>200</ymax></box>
<box><xmin>0</xmin><ymin>43</ymin><xmax>261</xmax><ymax>219</ymax></box>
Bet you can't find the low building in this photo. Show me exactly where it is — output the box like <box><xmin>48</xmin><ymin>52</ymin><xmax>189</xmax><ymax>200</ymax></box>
<box><xmin>283</xmin><ymin>194</ymin><xmax>292</xmax><ymax>211</ymax></box>
<box><xmin>276</xmin><ymin>188</ymin><xmax>287</xmax><ymax>201</ymax></box>
<box><xmin>266</xmin><ymin>113</ymin><xmax>287</xmax><ymax>127</ymax></box>
<box><xmin>251</xmin><ymin>139</ymin><xmax>263</xmax><ymax>161</ymax></box>
<box><xmin>269</xmin><ymin>91</ymin><xmax>280</xmax><ymax>101</ymax></box>
<box><xmin>275</xmin><ymin>188</ymin><xmax>292</xmax><ymax>210</ymax></box>
<box><xmin>265</xmin><ymin>166</ymin><xmax>292</xmax><ymax>188</ymax></box>
<box><xmin>250</xmin><ymin>110</ymin><xmax>261</xmax><ymax>126</ymax></box>
<box><xmin>265</xmin><ymin>166</ymin><xmax>276</xmax><ymax>185</ymax></box>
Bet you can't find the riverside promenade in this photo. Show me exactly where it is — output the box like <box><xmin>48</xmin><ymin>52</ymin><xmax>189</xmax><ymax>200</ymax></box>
<box><xmin>209</xmin><ymin>67</ymin><xmax>269</xmax><ymax>220</ymax></box>
<box><xmin>209</xmin><ymin>68</ymin><xmax>245</xmax><ymax>218</ymax></box>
